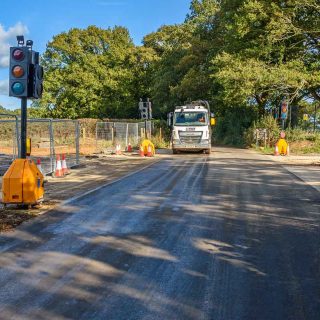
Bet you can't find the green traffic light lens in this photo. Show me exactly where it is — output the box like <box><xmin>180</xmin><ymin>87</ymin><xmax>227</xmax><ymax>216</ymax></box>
<box><xmin>12</xmin><ymin>49</ymin><xmax>25</xmax><ymax>61</ymax></box>
<box><xmin>12</xmin><ymin>82</ymin><xmax>24</xmax><ymax>95</ymax></box>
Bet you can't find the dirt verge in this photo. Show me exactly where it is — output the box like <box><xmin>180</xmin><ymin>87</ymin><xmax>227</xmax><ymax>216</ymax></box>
<box><xmin>0</xmin><ymin>154</ymin><xmax>159</xmax><ymax>232</ymax></box>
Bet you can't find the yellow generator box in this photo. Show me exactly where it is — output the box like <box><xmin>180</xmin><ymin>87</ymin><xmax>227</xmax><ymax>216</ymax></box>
<box><xmin>277</xmin><ymin>138</ymin><xmax>289</xmax><ymax>156</ymax></box>
<box><xmin>141</xmin><ymin>139</ymin><xmax>155</xmax><ymax>156</ymax></box>
<box><xmin>2</xmin><ymin>159</ymin><xmax>44</xmax><ymax>205</ymax></box>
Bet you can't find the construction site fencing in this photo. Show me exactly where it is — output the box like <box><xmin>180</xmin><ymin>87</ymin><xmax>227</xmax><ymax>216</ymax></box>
<box><xmin>0</xmin><ymin>117</ymin><xmax>80</xmax><ymax>175</ymax></box>
<box><xmin>95</xmin><ymin>121</ymin><xmax>153</xmax><ymax>152</ymax></box>
<box><xmin>0</xmin><ymin>114</ymin><xmax>20</xmax><ymax>175</ymax></box>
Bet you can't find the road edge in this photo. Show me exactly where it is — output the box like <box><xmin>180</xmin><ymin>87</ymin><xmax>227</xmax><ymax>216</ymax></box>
<box><xmin>61</xmin><ymin>158</ymin><xmax>162</xmax><ymax>206</ymax></box>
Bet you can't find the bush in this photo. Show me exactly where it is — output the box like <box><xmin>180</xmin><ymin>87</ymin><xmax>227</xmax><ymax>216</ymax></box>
<box><xmin>285</xmin><ymin>128</ymin><xmax>320</xmax><ymax>142</ymax></box>
<box><xmin>215</xmin><ymin>106</ymin><xmax>258</xmax><ymax>146</ymax></box>
<box><xmin>245</xmin><ymin>115</ymin><xmax>280</xmax><ymax>147</ymax></box>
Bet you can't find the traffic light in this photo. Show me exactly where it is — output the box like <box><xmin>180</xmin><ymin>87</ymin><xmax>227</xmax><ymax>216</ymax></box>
<box><xmin>140</xmin><ymin>104</ymin><xmax>148</xmax><ymax>119</ymax></box>
<box><xmin>281</xmin><ymin>101</ymin><xmax>288</xmax><ymax>119</ymax></box>
<box><xmin>9</xmin><ymin>47</ymin><xmax>31</xmax><ymax>97</ymax></box>
<box><xmin>138</xmin><ymin>98</ymin><xmax>152</xmax><ymax>119</ymax></box>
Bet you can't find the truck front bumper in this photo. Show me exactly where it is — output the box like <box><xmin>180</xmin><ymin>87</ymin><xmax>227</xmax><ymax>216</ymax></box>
<box><xmin>172</xmin><ymin>140</ymin><xmax>211</xmax><ymax>151</ymax></box>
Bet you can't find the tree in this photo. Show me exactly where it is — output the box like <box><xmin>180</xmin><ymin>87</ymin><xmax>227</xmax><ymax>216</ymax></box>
<box><xmin>208</xmin><ymin>0</ymin><xmax>320</xmax><ymax>112</ymax></box>
<box><xmin>33</xmin><ymin>25</ymin><xmax>156</xmax><ymax>119</ymax></box>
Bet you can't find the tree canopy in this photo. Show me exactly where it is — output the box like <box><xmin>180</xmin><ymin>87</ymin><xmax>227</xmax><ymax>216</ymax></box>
<box><xmin>34</xmin><ymin>25</ymin><xmax>156</xmax><ymax>119</ymax></box>
<box><xmin>32</xmin><ymin>0</ymin><xmax>320</xmax><ymax>124</ymax></box>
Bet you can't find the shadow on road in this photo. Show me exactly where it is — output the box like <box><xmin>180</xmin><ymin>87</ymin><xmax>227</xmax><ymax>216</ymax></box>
<box><xmin>0</xmin><ymin>155</ymin><xmax>319</xmax><ymax>319</ymax></box>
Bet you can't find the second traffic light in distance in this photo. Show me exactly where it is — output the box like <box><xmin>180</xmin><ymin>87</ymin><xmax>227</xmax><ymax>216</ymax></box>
<box><xmin>140</xmin><ymin>105</ymin><xmax>148</xmax><ymax>119</ymax></box>
<box><xmin>281</xmin><ymin>101</ymin><xmax>288</xmax><ymax>119</ymax></box>
<box><xmin>9</xmin><ymin>47</ymin><xmax>30</xmax><ymax>97</ymax></box>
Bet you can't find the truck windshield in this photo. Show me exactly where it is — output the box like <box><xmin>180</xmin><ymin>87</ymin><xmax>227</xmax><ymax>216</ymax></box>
<box><xmin>174</xmin><ymin>112</ymin><xmax>208</xmax><ymax>126</ymax></box>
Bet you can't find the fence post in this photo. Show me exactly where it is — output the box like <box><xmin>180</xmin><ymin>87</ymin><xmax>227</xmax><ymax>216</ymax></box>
<box><xmin>49</xmin><ymin>119</ymin><xmax>55</xmax><ymax>174</ymax></box>
<box><xmin>83</xmin><ymin>127</ymin><xmax>86</xmax><ymax>143</ymax></box>
<box><xmin>126</xmin><ymin>123</ymin><xmax>129</xmax><ymax>147</ymax></box>
<box><xmin>136</xmin><ymin>123</ymin><xmax>139</xmax><ymax>146</ymax></box>
<box><xmin>75</xmin><ymin>120</ymin><xmax>80</xmax><ymax>165</ymax></box>
<box><xmin>112</xmin><ymin>123</ymin><xmax>115</xmax><ymax>145</ymax></box>
<box><xmin>95</xmin><ymin>122</ymin><xmax>99</xmax><ymax>153</ymax></box>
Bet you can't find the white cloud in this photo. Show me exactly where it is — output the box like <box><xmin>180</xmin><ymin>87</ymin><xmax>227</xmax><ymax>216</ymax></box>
<box><xmin>0</xmin><ymin>79</ymin><xmax>8</xmax><ymax>95</ymax></box>
<box><xmin>0</xmin><ymin>22</ymin><xmax>29</xmax><ymax>68</ymax></box>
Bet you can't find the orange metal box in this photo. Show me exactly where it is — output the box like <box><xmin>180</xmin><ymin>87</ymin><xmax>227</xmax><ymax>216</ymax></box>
<box><xmin>2</xmin><ymin>159</ymin><xmax>44</xmax><ymax>205</ymax></box>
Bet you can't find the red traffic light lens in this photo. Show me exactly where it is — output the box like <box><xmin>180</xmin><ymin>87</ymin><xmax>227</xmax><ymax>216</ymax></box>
<box><xmin>12</xmin><ymin>65</ymin><xmax>24</xmax><ymax>78</ymax></box>
<box><xmin>12</xmin><ymin>49</ymin><xmax>25</xmax><ymax>61</ymax></box>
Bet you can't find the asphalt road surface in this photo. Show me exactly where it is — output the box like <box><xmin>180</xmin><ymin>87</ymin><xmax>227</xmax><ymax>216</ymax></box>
<box><xmin>0</xmin><ymin>148</ymin><xmax>319</xmax><ymax>320</ymax></box>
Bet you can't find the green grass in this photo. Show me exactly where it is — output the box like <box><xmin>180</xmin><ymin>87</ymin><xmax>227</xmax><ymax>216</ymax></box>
<box><xmin>252</xmin><ymin>145</ymin><xmax>274</xmax><ymax>155</ymax></box>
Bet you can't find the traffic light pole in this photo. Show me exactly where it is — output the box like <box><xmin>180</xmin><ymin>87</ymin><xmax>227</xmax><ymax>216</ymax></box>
<box><xmin>20</xmin><ymin>97</ymin><xmax>27</xmax><ymax>159</ymax></box>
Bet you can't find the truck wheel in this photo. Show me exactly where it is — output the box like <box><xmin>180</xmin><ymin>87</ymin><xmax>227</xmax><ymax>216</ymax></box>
<box><xmin>172</xmin><ymin>149</ymin><xmax>179</xmax><ymax>154</ymax></box>
<box><xmin>204</xmin><ymin>148</ymin><xmax>211</xmax><ymax>154</ymax></box>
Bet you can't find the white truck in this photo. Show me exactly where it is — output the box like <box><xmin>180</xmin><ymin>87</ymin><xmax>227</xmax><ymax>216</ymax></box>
<box><xmin>168</xmin><ymin>101</ymin><xmax>215</xmax><ymax>154</ymax></box>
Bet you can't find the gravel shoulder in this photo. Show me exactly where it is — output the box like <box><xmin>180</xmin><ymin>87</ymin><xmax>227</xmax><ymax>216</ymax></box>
<box><xmin>255</xmin><ymin>150</ymin><xmax>320</xmax><ymax>193</ymax></box>
<box><xmin>0</xmin><ymin>154</ymin><xmax>159</xmax><ymax>232</ymax></box>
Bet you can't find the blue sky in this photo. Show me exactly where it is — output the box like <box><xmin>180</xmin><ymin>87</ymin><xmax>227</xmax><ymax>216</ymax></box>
<box><xmin>0</xmin><ymin>0</ymin><xmax>191</xmax><ymax>110</ymax></box>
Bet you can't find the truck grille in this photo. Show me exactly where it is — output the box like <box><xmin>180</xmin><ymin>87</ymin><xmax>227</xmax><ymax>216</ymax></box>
<box><xmin>179</xmin><ymin>131</ymin><xmax>203</xmax><ymax>144</ymax></box>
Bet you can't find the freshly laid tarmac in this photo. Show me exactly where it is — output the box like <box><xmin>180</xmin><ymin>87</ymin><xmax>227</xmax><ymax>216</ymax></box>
<box><xmin>0</xmin><ymin>148</ymin><xmax>319</xmax><ymax>320</ymax></box>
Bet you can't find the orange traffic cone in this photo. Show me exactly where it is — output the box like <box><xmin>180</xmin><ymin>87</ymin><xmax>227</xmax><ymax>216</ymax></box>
<box><xmin>55</xmin><ymin>154</ymin><xmax>64</xmax><ymax>177</ymax></box>
<box><xmin>139</xmin><ymin>145</ymin><xmax>145</xmax><ymax>157</ymax></box>
<box><xmin>127</xmin><ymin>142</ymin><xmax>132</xmax><ymax>152</ymax></box>
<box><xmin>36</xmin><ymin>158</ymin><xmax>43</xmax><ymax>174</ymax></box>
<box><xmin>274</xmin><ymin>144</ymin><xmax>279</xmax><ymax>156</ymax></box>
<box><xmin>62</xmin><ymin>154</ymin><xmax>69</xmax><ymax>175</ymax></box>
<box><xmin>147</xmin><ymin>144</ymin><xmax>153</xmax><ymax>157</ymax></box>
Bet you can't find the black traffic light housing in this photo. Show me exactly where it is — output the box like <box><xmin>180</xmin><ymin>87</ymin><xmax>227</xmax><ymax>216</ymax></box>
<box><xmin>140</xmin><ymin>104</ymin><xmax>149</xmax><ymax>119</ymax></box>
<box><xmin>29</xmin><ymin>51</ymin><xmax>43</xmax><ymax>99</ymax></box>
<box><xmin>9</xmin><ymin>42</ymin><xmax>43</xmax><ymax>99</ymax></box>
<box><xmin>138</xmin><ymin>98</ymin><xmax>152</xmax><ymax>120</ymax></box>
<box><xmin>9</xmin><ymin>46</ymin><xmax>31</xmax><ymax>97</ymax></box>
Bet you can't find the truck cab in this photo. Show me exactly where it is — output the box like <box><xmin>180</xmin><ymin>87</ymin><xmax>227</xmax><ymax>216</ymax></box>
<box><xmin>168</xmin><ymin>101</ymin><xmax>215</xmax><ymax>154</ymax></box>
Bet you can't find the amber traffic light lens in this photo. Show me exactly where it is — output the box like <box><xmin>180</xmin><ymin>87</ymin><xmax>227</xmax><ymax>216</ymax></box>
<box><xmin>12</xmin><ymin>65</ymin><xmax>24</xmax><ymax>78</ymax></box>
<box><xmin>12</xmin><ymin>49</ymin><xmax>24</xmax><ymax>61</ymax></box>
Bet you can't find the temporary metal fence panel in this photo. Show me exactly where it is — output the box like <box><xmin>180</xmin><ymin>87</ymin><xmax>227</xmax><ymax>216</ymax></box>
<box><xmin>0</xmin><ymin>117</ymin><xmax>80</xmax><ymax>175</ymax></box>
<box><xmin>0</xmin><ymin>114</ymin><xmax>19</xmax><ymax>175</ymax></box>
<box><xmin>26</xmin><ymin>119</ymin><xmax>53</xmax><ymax>175</ymax></box>
<box><xmin>51</xmin><ymin>119</ymin><xmax>80</xmax><ymax>174</ymax></box>
<box><xmin>96</xmin><ymin>121</ymin><xmax>152</xmax><ymax>152</ymax></box>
